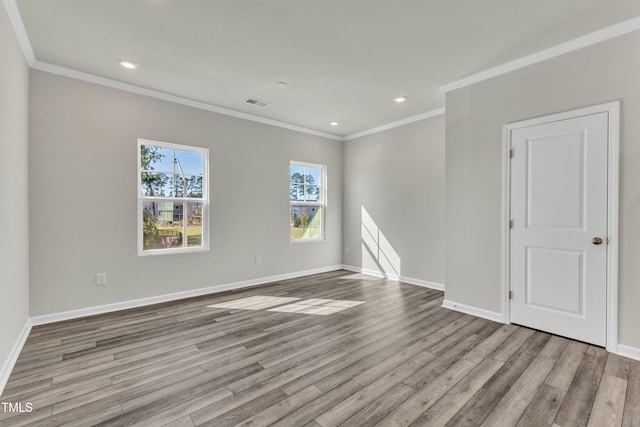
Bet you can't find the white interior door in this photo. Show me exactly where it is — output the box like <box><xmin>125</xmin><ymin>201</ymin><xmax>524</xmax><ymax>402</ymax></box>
<box><xmin>509</xmin><ymin>111</ymin><xmax>608</xmax><ymax>346</ymax></box>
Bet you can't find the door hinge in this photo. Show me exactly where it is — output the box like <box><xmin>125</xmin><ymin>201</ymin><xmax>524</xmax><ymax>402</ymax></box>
<box><xmin>509</xmin><ymin>290</ymin><xmax>513</xmax><ymax>300</ymax></box>
<box><xmin>510</xmin><ymin>148</ymin><xmax>514</xmax><ymax>159</ymax></box>
<box><xmin>509</xmin><ymin>219</ymin><xmax>514</xmax><ymax>229</ymax></box>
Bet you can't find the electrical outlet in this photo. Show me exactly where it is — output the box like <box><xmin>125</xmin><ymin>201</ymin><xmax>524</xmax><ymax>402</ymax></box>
<box><xmin>96</xmin><ymin>273</ymin><xmax>107</xmax><ymax>285</ymax></box>
<box><xmin>255</xmin><ymin>255</ymin><xmax>262</xmax><ymax>264</ymax></box>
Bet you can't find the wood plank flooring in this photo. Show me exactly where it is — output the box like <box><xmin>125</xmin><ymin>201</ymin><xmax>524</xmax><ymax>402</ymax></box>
<box><xmin>0</xmin><ymin>270</ymin><xmax>638</xmax><ymax>426</ymax></box>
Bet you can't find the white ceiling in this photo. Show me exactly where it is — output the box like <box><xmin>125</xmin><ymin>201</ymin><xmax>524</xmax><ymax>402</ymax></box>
<box><xmin>14</xmin><ymin>0</ymin><xmax>640</xmax><ymax>137</ymax></box>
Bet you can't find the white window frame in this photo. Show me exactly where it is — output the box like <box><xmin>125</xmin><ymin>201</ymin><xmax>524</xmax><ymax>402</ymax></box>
<box><xmin>290</xmin><ymin>160</ymin><xmax>327</xmax><ymax>242</ymax></box>
<box><xmin>137</xmin><ymin>139</ymin><xmax>210</xmax><ymax>256</ymax></box>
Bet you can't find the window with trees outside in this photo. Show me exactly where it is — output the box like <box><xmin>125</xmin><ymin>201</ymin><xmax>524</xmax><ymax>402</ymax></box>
<box><xmin>138</xmin><ymin>139</ymin><xmax>209</xmax><ymax>255</ymax></box>
<box><xmin>290</xmin><ymin>161</ymin><xmax>326</xmax><ymax>241</ymax></box>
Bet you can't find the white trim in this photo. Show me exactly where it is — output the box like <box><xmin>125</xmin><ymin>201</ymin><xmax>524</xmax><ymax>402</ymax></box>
<box><xmin>364</xmin><ymin>267</ymin><xmax>399</xmax><ymax>281</ymax></box>
<box><xmin>1</xmin><ymin>0</ymin><xmax>445</xmax><ymax>144</ymax></box>
<box><xmin>441</xmin><ymin>300</ymin><xmax>504</xmax><ymax>323</ymax></box>
<box><xmin>501</xmin><ymin>125</ymin><xmax>512</xmax><ymax>324</ymax></box>
<box><xmin>2</xmin><ymin>0</ymin><xmax>35</xmax><ymax>65</ymax></box>
<box><xmin>343</xmin><ymin>108</ymin><xmax>446</xmax><ymax>141</ymax></box>
<box><xmin>28</xmin><ymin>59</ymin><xmax>447</xmax><ymax>144</ymax></box>
<box><xmin>30</xmin><ymin>61</ymin><xmax>343</xmax><ymax>142</ymax></box>
<box><xmin>340</xmin><ymin>264</ymin><xmax>445</xmax><ymax>291</ymax></box>
<box><xmin>6</xmin><ymin>0</ymin><xmax>640</xmax><ymax>144</ymax></box>
<box><xmin>290</xmin><ymin>161</ymin><xmax>327</xmax><ymax>242</ymax></box>
<box><xmin>137</xmin><ymin>139</ymin><xmax>210</xmax><ymax>256</ymax></box>
<box><xmin>31</xmin><ymin>58</ymin><xmax>447</xmax><ymax>144</ymax></box>
<box><xmin>606</xmin><ymin>102</ymin><xmax>620</xmax><ymax>354</ymax></box>
<box><xmin>617</xmin><ymin>344</ymin><xmax>640</xmax><ymax>362</ymax></box>
<box><xmin>0</xmin><ymin>318</ymin><xmax>32</xmax><ymax>396</ymax></box>
<box><xmin>30</xmin><ymin>265</ymin><xmax>343</xmax><ymax>326</ymax></box>
<box><xmin>441</xmin><ymin>16</ymin><xmax>640</xmax><ymax>93</ymax></box>
<box><xmin>399</xmin><ymin>276</ymin><xmax>445</xmax><ymax>292</ymax></box>
<box><xmin>502</xmin><ymin>101</ymin><xmax>620</xmax><ymax>353</ymax></box>
<box><xmin>342</xmin><ymin>265</ymin><xmax>399</xmax><ymax>281</ymax></box>
<box><xmin>341</xmin><ymin>264</ymin><xmax>361</xmax><ymax>274</ymax></box>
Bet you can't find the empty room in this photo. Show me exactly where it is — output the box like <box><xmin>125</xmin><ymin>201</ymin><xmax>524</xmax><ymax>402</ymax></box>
<box><xmin>1</xmin><ymin>1</ymin><xmax>640</xmax><ymax>426</ymax></box>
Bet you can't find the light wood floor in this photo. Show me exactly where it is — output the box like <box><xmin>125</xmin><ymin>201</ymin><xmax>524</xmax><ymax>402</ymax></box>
<box><xmin>1</xmin><ymin>270</ymin><xmax>638</xmax><ymax>426</ymax></box>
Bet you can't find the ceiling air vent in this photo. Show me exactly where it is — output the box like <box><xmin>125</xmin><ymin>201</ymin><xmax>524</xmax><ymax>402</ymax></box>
<box><xmin>245</xmin><ymin>98</ymin><xmax>270</xmax><ymax>108</ymax></box>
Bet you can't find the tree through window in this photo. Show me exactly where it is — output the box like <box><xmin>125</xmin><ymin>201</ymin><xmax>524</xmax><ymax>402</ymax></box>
<box><xmin>138</xmin><ymin>139</ymin><xmax>209</xmax><ymax>255</ymax></box>
<box><xmin>290</xmin><ymin>161</ymin><xmax>326</xmax><ymax>241</ymax></box>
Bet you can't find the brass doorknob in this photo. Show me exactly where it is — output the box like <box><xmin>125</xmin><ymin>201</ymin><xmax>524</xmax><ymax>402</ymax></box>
<box><xmin>592</xmin><ymin>237</ymin><xmax>603</xmax><ymax>245</ymax></box>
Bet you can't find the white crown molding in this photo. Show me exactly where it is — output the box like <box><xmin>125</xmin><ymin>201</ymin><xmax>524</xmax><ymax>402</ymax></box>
<box><xmin>31</xmin><ymin>61</ymin><xmax>344</xmax><ymax>141</ymax></box>
<box><xmin>0</xmin><ymin>318</ymin><xmax>32</xmax><ymax>396</ymax></box>
<box><xmin>441</xmin><ymin>15</ymin><xmax>640</xmax><ymax>93</ymax></box>
<box><xmin>4</xmin><ymin>0</ymin><xmax>443</xmax><ymax>142</ymax></box>
<box><xmin>441</xmin><ymin>299</ymin><xmax>504</xmax><ymax>323</ymax></box>
<box><xmin>343</xmin><ymin>108</ymin><xmax>446</xmax><ymax>141</ymax></box>
<box><xmin>3</xmin><ymin>0</ymin><xmax>35</xmax><ymax>65</ymax></box>
<box><xmin>32</xmin><ymin>58</ymin><xmax>447</xmax><ymax>143</ymax></box>
<box><xmin>7</xmin><ymin>2</ymin><xmax>640</xmax><ymax>142</ymax></box>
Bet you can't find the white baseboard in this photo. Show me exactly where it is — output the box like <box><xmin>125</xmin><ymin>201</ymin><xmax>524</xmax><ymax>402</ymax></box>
<box><xmin>341</xmin><ymin>265</ymin><xmax>445</xmax><ymax>291</ymax></box>
<box><xmin>400</xmin><ymin>276</ymin><xmax>445</xmax><ymax>292</ymax></box>
<box><xmin>30</xmin><ymin>265</ymin><xmax>344</xmax><ymax>326</ymax></box>
<box><xmin>340</xmin><ymin>264</ymin><xmax>361</xmax><ymax>273</ymax></box>
<box><xmin>0</xmin><ymin>318</ymin><xmax>32</xmax><ymax>396</ymax></box>
<box><xmin>442</xmin><ymin>299</ymin><xmax>505</xmax><ymax>323</ymax></box>
<box><xmin>341</xmin><ymin>264</ymin><xmax>395</xmax><ymax>280</ymax></box>
<box><xmin>1</xmin><ymin>265</ymin><xmax>344</xmax><ymax>395</ymax></box>
<box><xmin>617</xmin><ymin>344</ymin><xmax>640</xmax><ymax>362</ymax></box>
<box><xmin>7</xmin><ymin>263</ymin><xmax>635</xmax><ymax>398</ymax></box>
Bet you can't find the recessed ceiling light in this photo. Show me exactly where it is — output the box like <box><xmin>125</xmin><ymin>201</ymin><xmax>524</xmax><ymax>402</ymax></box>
<box><xmin>330</xmin><ymin>122</ymin><xmax>339</xmax><ymax>126</ymax></box>
<box><xmin>394</xmin><ymin>96</ymin><xmax>408</xmax><ymax>103</ymax></box>
<box><xmin>118</xmin><ymin>59</ymin><xmax>137</xmax><ymax>70</ymax></box>
<box><xmin>275</xmin><ymin>81</ymin><xmax>288</xmax><ymax>89</ymax></box>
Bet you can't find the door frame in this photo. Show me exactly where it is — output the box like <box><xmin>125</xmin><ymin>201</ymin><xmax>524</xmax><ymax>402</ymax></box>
<box><xmin>501</xmin><ymin>101</ymin><xmax>620</xmax><ymax>352</ymax></box>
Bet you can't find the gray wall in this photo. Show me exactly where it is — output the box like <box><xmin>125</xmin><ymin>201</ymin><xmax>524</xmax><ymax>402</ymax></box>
<box><xmin>342</xmin><ymin>116</ymin><xmax>445</xmax><ymax>284</ymax></box>
<box><xmin>29</xmin><ymin>70</ymin><xmax>342</xmax><ymax>316</ymax></box>
<box><xmin>445</xmin><ymin>30</ymin><xmax>640</xmax><ymax>348</ymax></box>
<box><xmin>0</xmin><ymin>4</ymin><xmax>30</xmax><ymax>370</ymax></box>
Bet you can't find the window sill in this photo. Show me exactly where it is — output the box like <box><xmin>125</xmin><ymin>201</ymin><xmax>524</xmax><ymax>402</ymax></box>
<box><xmin>290</xmin><ymin>238</ymin><xmax>325</xmax><ymax>244</ymax></box>
<box><xmin>138</xmin><ymin>246</ymin><xmax>210</xmax><ymax>256</ymax></box>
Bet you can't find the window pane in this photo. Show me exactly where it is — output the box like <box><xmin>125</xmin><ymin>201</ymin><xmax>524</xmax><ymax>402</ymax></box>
<box><xmin>290</xmin><ymin>164</ymin><xmax>305</xmax><ymax>201</ymax></box>
<box><xmin>140</xmin><ymin>172</ymin><xmax>171</xmax><ymax>196</ymax></box>
<box><xmin>142</xmin><ymin>201</ymin><xmax>183</xmax><ymax>250</ymax></box>
<box><xmin>141</xmin><ymin>145</ymin><xmax>173</xmax><ymax>172</ymax></box>
<box><xmin>171</xmin><ymin>174</ymin><xmax>187</xmax><ymax>197</ymax></box>
<box><xmin>290</xmin><ymin>164</ymin><xmax>304</xmax><ymax>181</ymax></box>
<box><xmin>175</xmin><ymin>150</ymin><xmax>203</xmax><ymax>175</ymax></box>
<box><xmin>306</xmin><ymin>185</ymin><xmax>320</xmax><ymax>201</ymax></box>
<box><xmin>186</xmin><ymin>174</ymin><xmax>203</xmax><ymax>198</ymax></box>
<box><xmin>306</xmin><ymin>167</ymin><xmax>321</xmax><ymax>186</ymax></box>
<box><xmin>290</xmin><ymin>205</ymin><xmax>322</xmax><ymax>240</ymax></box>
<box><xmin>290</xmin><ymin>182</ymin><xmax>304</xmax><ymax>201</ymax></box>
<box><xmin>187</xmin><ymin>202</ymin><xmax>203</xmax><ymax>247</ymax></box>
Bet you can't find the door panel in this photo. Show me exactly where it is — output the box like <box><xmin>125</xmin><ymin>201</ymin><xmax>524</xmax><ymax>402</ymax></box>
<box><xmin>526</xmin><ymin>247</ymin><xmax>584</xmax><ymax>315</ymax></box>
<box><xmin>526</xmin><ymin>131</ymin><xmax>585</xmax><ymax>229</ymax></box>
<box><xmin>510</xmin><ymin>112</ymin><xmax>608</xmax><ymax>346</ymax></box>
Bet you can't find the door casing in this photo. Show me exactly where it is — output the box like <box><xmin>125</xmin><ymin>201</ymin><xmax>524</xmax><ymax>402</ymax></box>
<box><xmin>501</xmin><ymin>101</ymin><xmax>619</xmax><ymax>352</ymax></box>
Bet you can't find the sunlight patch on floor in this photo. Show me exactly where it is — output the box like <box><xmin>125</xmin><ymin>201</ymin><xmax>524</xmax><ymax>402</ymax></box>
<box><xmin>268</xmin><ymin>298</ymin><xmax>365</xmax><ymax>315</ymax></box>
<box><xmin>208</xmin><ymin>296</ymin><xmax>365</xmax><ymax>315</ymax></box>
<box><xmin>207</xmin><ymin>296</ymin><xmax>301</xmax><ymax>310</ymax></box>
